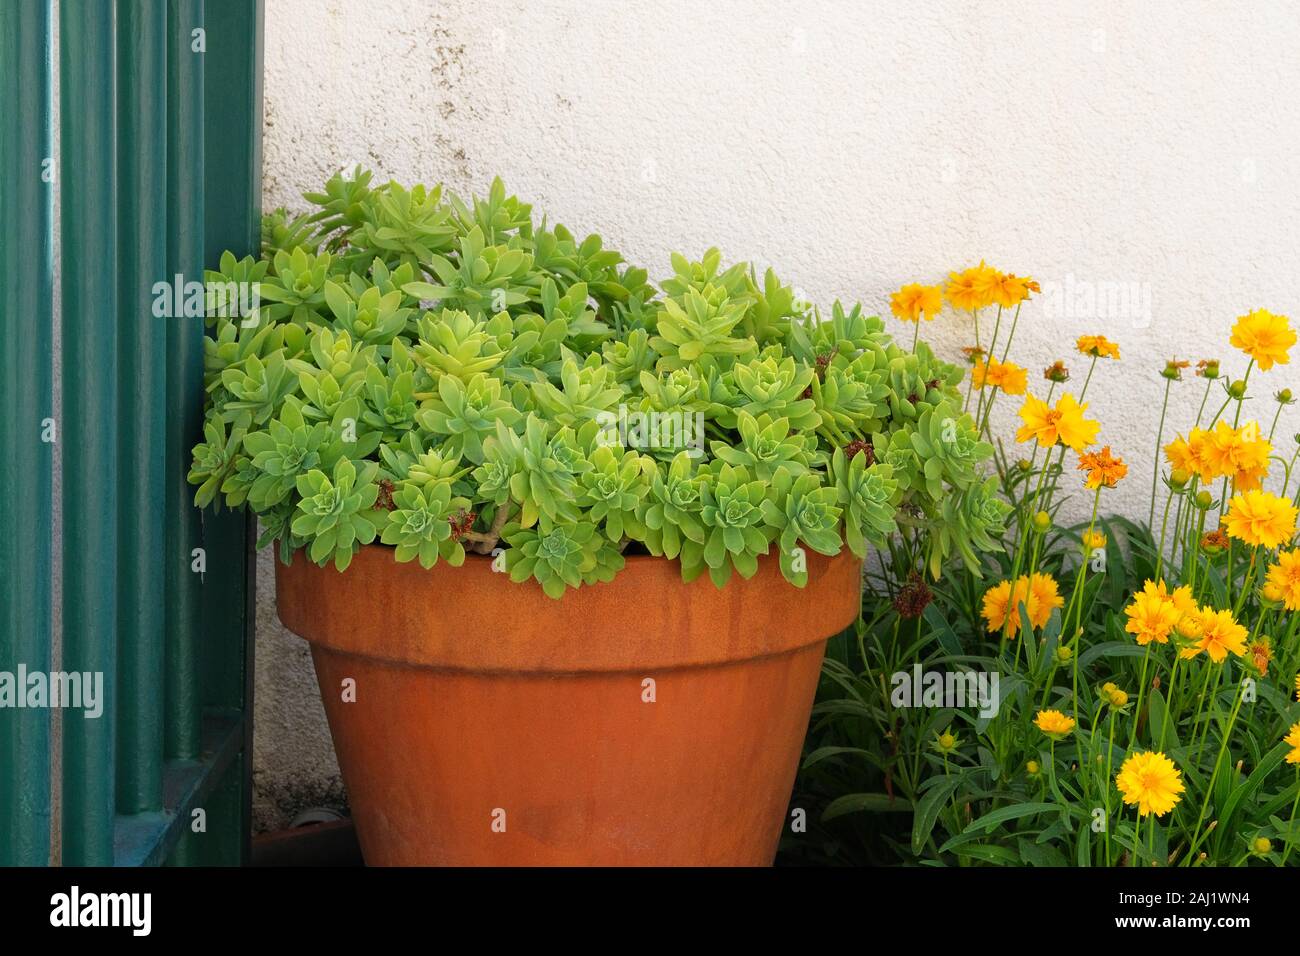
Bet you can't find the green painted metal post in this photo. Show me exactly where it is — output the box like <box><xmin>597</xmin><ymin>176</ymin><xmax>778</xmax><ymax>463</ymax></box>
<box><xmin>116</xmin><ymin>0</ymin><xmax>169</xmax><ymax>816</ymax></box>
<box><xmin>195</xmin><ymin>0</ymin><xmax>264</xmax><ymax>865</ymax></box>
<box><xmin>0</xmin><ymin>0</ymin><xmax>55</xmax><ymax>868</ymax></box>
<box><xmin>59</xmin><ymin>0</ymin><xmax>119</xmax><ymax>866</ymax></box>
<box><xmin>164</xmin><ymin>0</ymin><xmax>205</xmax><ymax>763</ymax></box>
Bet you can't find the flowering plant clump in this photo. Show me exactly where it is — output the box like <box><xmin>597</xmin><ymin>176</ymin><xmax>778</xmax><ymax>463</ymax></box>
<box><xmin>787</xmin><ymin>266</ymin><xmax>1300</xmax><ymax>868</ymax></box>
<box><xmin>190</xmin><ymin>170</ymin><xmax>1006</xmax><ymax>596</ymax></box>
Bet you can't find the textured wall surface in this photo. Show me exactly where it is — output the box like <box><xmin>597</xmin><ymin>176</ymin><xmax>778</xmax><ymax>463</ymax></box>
<box><xmin>252</xmin><ymin>0</ymin><xmax>1300</xmax><ymax>831</ymax></box>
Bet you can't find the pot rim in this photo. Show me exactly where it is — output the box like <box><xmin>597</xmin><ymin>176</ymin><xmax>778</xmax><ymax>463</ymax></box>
<box><xmin>275</xmin><ymin>543</ymin><xmax>863</xmax><ymax>674</ymax></box>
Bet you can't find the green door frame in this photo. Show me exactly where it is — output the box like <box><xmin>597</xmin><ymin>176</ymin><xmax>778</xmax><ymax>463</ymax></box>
<box><xmin>0</xmin><ymin>0</ymin><xmax>263</xmax><ymax>867</ymax></box>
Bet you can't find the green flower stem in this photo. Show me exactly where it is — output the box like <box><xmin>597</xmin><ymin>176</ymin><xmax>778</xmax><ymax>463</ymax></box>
<box><xmin>1185</xmin><ymin>672</ymin><xmax>1248</xmax><ymax>865</ymax></box>
<box><xmin>1150</xmin><ymin>377</ymin><xmax>1171</xmax><ymax>527</ymax></box>
<box><xmin>1155</xmin><ymin>485</ymin><xmax>1177</xmax><ymax>580</ymax></box>
<box><xmin>999</xmin><ymin>301</ymin><xmax>1024</xmax><ymax>362</ymax></box>
<box><xmin>1105</xmin><ymin>708</ymin><xmax>1117</xmax><ymax>867</ymax></box>
<box><xmin>1193</xmin><ymin>377</ymin><xmax>1213</xmax><ymax>427</ymax></box>
<box><xmin>1283</xmin><ymin>768</ymin><xmax>1300</xmax><ymax>866</ymax></box>
<box><xmin>1128</xmin><ymin>644</ymin><xmax>1153</xmax><ymax>750</ymax></box>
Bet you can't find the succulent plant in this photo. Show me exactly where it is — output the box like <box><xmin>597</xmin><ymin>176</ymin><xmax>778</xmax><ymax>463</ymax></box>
<box><xmin>192</xmin><ymin>171</ymin><xmax>1006</xmax><ymax>595</ymax></box>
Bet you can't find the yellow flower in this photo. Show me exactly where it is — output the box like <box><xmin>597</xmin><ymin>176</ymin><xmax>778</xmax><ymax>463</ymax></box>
<box><xmin>1077</xmin><ymin>446</ymin><xmax>1127</xmax><ymax>488</ymax></box>
<box><xmin>1165</xmin><ymin>428</ymin><xmax>1224</xmax><ymax>484</ymax></box>
<box><xmin>1124</xmin><ymin>583</ymin><xmax>1180</xmax><ymax>645</ymax></box>
<box><xmin>944</xmin><ymin>262</ymin><xmax>1000</xmax><ymax>311</ymax></box>
<box><xmin>1147</xmin><ymin>579</ymin><xmax>1199</xmax><ymax>620</ymax></box>
<box><xmin>1294</xmin><ymin>673</ymin><xmax>1300</xmax><ymax>700</ymax></box>
<box><xmin>1034</xmin><ymin>709</ymin><xmax>1076</xmax><ymax>737</ymax></box>
<box><xmin>1026</xmin><ymin>760</ymin><xmax>1040</xmax><ymax>776</ymax></box>
<box><xmin>1222</xmin><ymin>490</ymin><xmax>1299</xmax><ymax>549</ymax></box>
<box><xmin>1076</xmin><ymin>335</ymin><xmax>1121</xmax><ymax>360</ymax></box>
<box><xmin>1027</xmin><ymin>572</ymin><xmax>1064</xmax><ymax>629</ymax></box>
<box><xmin>1081</xmin><ymin>529</ymin><xmax>1107</xmax><ymax>551</ymax></box>
<box><xmin>980</xmin><ymin>573</ymin><xmax>1061</xmax><ymax>636</ymax></box>
<box><xmin>989</xmin><ymin>272</ymin><xmax>1035</xmax><ymax>308</ymax></box>
<box><xmin>1198</xmin><ymin>420</ymin><xmax>1271</xmax><ymax>491</ymax></box>
<box><xmin>1116</xmin><ymin>751</ymin><xmax>1185</xmax><ymax>817</ymax></box>
<box><xmin>1100</xmin><ymin>682</ymin><xmax>1129</xmax><ymax>708</ymax></box>
<box><xmin>1231</xmin><ymin>308</ymin><xmax>1295</xmax><ymax>371</ymax></box>
<box><xmin>1015</xmin><ymin>392</ymin><xmax>1100</xmax><ymax>452</ymax></box>
<box><xmin>889</xmin><ymin>283</ymin><xmax>944</xmax><ymax>323</ymax></box>
<box><xmin>982</xmin><ymin>578</ymin><xmax>1026</xmax><ymax>636</ymax></box>
<box><xmin>1181</xmin><ymin>607</ymin><xmax>1248</xmax><ymax>663</ymax></box>
<box><xmin>933</xmin><ymin>728</ymin><xmax>960</xmax><ymax>754</ymax></box>
<box><xmin>970</xmin><ymin>358</ymin><xmax>1028</xmax><ymax>396</ymax></box>
<box><xmin>1253</xmin><ymin>836</ymin><xmax>1273</xmax><ymax>855</ymax></box>
<box><xmin>1263</xmin><ymin>549</ymin><xmax>1300</xmax><ymax>611</ymax></box>
<box><xmin>1285</xmin><ymin>720</ymin><xmax>1300</xmax><ymax>765</ymax></box>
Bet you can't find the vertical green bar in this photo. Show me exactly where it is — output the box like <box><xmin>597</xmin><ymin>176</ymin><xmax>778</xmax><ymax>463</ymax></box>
<box><xmin>164</xmin><ymin>0</ymin><xmax>205</xmax><ymax>762</ymax></box>
<box><xmin>116</xmin><ymin>0</ymin><xmax>169</xmax><ymax>814</ymax></box>
<box><xmin>0</xmin><ymin>0</ymin><xmax>54</xmax><ymax>867</ymax></box>
<box><xmin>60</xmin><ymin>0</ymin><xmax>119</xmax><ymax>866</ymax></box>
<box><xmin>196</xmin><ymin>0</ymin><xmax>263</xmax><ymax>865</ymax></box>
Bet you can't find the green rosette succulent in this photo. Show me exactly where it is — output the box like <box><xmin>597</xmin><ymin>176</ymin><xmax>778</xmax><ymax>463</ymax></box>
<box><xmin>831</xmin><ymin>447</ymin><xmax>900</xmax><ymax>559</ymax></box>
<box><xmin>291</xmin><ymin>458</ymin><xmax>384</xmax><ymax>571</ymax></box>
<box><xmin>415</xmin><ymin>371</ymin><xmax>521</xmax><ymax>464</ymax></box>
<box><xmin>711</xmin><ymin>410</ymin><xmax>814</xmax><ymax>481</ymax></box>
<box><xmin>761</xmin><ymin>470</ymin><xmax>842</xmax><ymax>586</ymax></box>
<box><xmin>638</xmin><ymin>451</ymin><xmax>707</xmax><ymax>562</ymax></box>
<box><xmin>241</xmin><ymin>396</ymin><xmax>329</xmax><ymax>509</ymax></box>
<box><xmin>693</xmin><ymin>462</ymin><xmax>772</xmax><ymax>588</ymax></box>
<box><xmin>188</xmin><ymin>417</ymin><xmax>246</xmax><ymax>509</ymax></box>
<box><xmin>502</xmin><ymin>520</ymin><xmax>624</xmax><ymax>598</ymax></box>
<box><xmin>380</xmin><ymin>482</ymin><xmax>469</xmax><ymax>569</ymax></box>
<box><xmin>578</xmin><ymin>444</ymin><xmax>654</xmax><ymax>542</ymax></box>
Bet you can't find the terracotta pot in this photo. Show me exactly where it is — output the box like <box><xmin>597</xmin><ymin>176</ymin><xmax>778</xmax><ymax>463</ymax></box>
<box><xmin>275</xmin><ymin>544</ymin><xmax>862</xmax><ymax>866</ymax></box>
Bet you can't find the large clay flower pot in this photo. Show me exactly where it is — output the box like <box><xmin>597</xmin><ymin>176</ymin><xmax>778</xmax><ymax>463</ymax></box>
<box><xmin>275</xmin><ymin>544</ymin><xmax>862</xmax><ymax>866</ymax></box>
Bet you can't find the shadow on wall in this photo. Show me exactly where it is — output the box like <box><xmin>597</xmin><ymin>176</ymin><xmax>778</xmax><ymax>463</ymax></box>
<box><xmin>252</xmin><ymin>544</ymin><xmax>349</xmax><ymax>833</ymax></box>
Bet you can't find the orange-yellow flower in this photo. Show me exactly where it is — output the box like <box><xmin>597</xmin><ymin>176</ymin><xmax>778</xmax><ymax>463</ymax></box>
<box><xmin>1181</xmin><ymin>607</ymin><xmax>1248</xmax><ymax>663</ymax></box>
<box><xmin>1076</xmin><ymin>335</ymin><xmax>1121</xmax><ymax>360</ymax></box>
<box><xmin>1077</xmin><ymin>446</ymin><xmax>1127</xmax><ymax>488</ymax></box>
<box><xmin>971</xmin><ymin>358</ymin><xmax>1028</xmax><ymax>396</ymax></box>
<box><xmin>1263</xmin><ymin>549</ymin><xmax>1300</xmax><ymax>611</ymax></box>
<box><xmin>944</xmin><ymin>262</ymin><xmax>1000</xmax><ymax>311</ymax></box>
<box><xmin>1116</xmin><ymin>751</ymin><xmax>1184</xmax><ymax>817</ymax></box>
<box><xmin>1015</xmin><ymin>392</ymin><xmax>1100</xmax><ymax>452</ymax></box>
<box><xmin>1198</xmin><ymin>420</ymin><xmax>1272</xmax><ymax>491</ymax></box>
<box><xmin>1248</xmin><ymin>635</ymin><xmax>1273</xmax><ymax>676</ymax></box>
<box><xmin>1230</xmin><ymin>308</ymin><xmax>1295</xmax><ymax>371</ymax></box>
<box><xmin>1124</xmin><ymin>584</ymin><xmax>1181</xmax><ymax>645</ymax></box>
<box><xmin>889</xmin><ymin>283</ymin><xmax>944</xmax><ymax>323</ymax></box>
<box><xmin>980</xmin><ymin>573</ymin><xmax>1062</xmax><ymax>636</ymax></box>
<box><xmin>1034</xmin><ymin>709</ymin><xmax>1076</xmax><ymax>737</ymax></box>
<box><xmin>1285</xmin><ymin>721</ymin><xmax>1300</xmax><ymax>765</ymax></box>
<box><xmin>1222</xmin><ymin>490</ymin><xmax>1298</xmax><ymax>549</ymax></box>
<box><xmin>989</xmin><ymin>272</ymin><xmax>1034</xmax><ymax>308</ymax></box>
<box><xmin>1026</xmin><ymin>572</ymin><xmax>1064</xmax><ymax>628</ymax></box>
<box><xmin>1081</xmin><ymin>529</ymin><xmax>1107</xmax><ymax>551</ymax></box>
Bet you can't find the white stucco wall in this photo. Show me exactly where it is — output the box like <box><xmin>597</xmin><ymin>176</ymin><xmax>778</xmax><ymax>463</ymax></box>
<box><xmin>252</xmin><ymin>0</ymin><xmax>1300</xmax><ymax>830</ymax></box>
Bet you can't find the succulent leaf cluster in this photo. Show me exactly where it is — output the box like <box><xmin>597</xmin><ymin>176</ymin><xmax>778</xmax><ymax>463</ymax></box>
<box><xmin>192</xmin><ymin>170</ymin><xmax>1005</xmax><ymax>594</ymax></box>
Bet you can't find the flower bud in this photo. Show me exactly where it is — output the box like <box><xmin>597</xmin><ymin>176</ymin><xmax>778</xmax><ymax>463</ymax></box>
<box><xmin>1026</xmin><ymin>760</ymin><xmax>1040</xmax><ymax>776</ymax></box>
<box><xmin>1169</xmin><ymin>468</ymin><xmax>1190</xmax><ymax>490</ymax></box>
<box><xmin>1252</xmin><ymin>836</ymin><xmax>1272</xmax><ymax>856</ymax></box>
<box><xmin>1055</xmin><ymin>644</ymin><xmax>1073</xmax><ymax>663</ymax></box>
<box><xmin>1228</xmin><ymin>379</ymin><xmax>1247</xmax><ymax>399</ymax></box>
<box><xmin>1194</xmin><ymin>490</ymin><xmax>1214</xmax><ymax>510</ymax></box>
<box><xmin>1032</xmin><ymin>510</ymin><xmax>1052</xmax><ymax>533</ymax></box>
<box><xmin>1017</xmin><ymin>459</ymin><xmax>1033</xmax><ymax>473</ymax></box>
